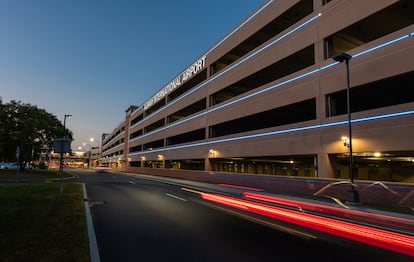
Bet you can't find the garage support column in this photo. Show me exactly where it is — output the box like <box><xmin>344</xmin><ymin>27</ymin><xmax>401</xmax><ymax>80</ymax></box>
<box><xmin>205</xmin><ymin>157</ymin><xmax>213</xmax><ymax>172</ymax></box>
<box><xmin>317</xmin><ymin>153</ymin><xmax>336</xmax><ymax>178</ymax></box>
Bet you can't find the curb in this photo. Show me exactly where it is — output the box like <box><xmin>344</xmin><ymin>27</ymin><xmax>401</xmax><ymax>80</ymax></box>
<box><xmin>44</xmin><ymin>175</ymin><xmax>78</xmax><ymax>182</ymax></box>
<box><xmin>82</xmin><ymin>183</ymin><xmax>101</xmax><ymax>262</ymax></box>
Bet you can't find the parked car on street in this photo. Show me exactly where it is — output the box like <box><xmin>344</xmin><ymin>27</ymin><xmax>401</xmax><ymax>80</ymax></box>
<box><xmin>0</xmin><ymin>163</ymin><xmax>20</xmax><ymax>170</ymax></box>
<box><xmin>0</xmin><ymin>162</ymin><xmax>7</xmax><ymax>169</ymax></box>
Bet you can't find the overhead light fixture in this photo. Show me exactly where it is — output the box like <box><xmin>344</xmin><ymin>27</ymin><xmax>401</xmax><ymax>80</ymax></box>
<box><xmin>341</xmin><ymin>136</ymin><xmax>350</xmax><ymax>147</ymax></box>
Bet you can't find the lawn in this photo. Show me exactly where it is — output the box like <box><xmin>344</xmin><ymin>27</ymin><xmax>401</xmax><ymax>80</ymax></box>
<box><xmin>0</xmin><ymin>168</ymin><xmax>73</xmax><ymax>181</ymax></box>
<box><xmin>0</xmin><ymin>183</ymin><xmax>90</xmax><ymax>262</ymax></box>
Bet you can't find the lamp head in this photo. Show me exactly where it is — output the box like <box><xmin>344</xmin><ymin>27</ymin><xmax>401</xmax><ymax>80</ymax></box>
<box><xmin>333</xmin><ymin>53</ymin><xmax>352</xmax><ymax>63</ymax></box>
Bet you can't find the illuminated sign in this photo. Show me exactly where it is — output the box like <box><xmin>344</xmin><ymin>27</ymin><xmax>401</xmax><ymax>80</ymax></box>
<box><xmin>144</xmin><ymin>55</ymin><xmax>206</xmax><ymax>110</ymax></box>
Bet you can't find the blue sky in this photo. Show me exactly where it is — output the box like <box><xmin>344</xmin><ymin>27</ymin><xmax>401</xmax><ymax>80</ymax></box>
<box><xmin>0</xmin><ymin>0</ymin><xmax>264</xmax><ymax>149</ymax></box>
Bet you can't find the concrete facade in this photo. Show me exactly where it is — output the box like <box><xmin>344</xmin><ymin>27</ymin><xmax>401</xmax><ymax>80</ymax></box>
<box><xmin>101</xmin><ymin>0</ymin><xmax>414</xmax><ymax>185</ymax></box>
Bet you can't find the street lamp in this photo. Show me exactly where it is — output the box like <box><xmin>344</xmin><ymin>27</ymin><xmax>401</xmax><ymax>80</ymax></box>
<box><xmin>83</xmin><ymin>142</ymin><xmax>92</xmax><ymax>169</ymax></box>
<box><xmin>90</xmin><ymin>137</ymin><xmax>101</xmax><ymax>167</ymax></box>
<box><xmin>333</xmin><ymin>53</ymin><xmax>359</xmax><ymax>203</ymax></box>
<box><xmin>60</xmin><ymin>114</ymin><xmax>72</xmax><ymax>192</ymax></box>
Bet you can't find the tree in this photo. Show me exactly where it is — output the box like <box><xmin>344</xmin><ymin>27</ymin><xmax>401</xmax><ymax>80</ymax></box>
<box><xmin>0</xmin><ymin>98</ymin><xmax>73</xmax><ymax>165</ymax></box>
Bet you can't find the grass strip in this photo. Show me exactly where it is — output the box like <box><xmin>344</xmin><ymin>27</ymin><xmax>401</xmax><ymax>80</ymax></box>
<box><xmin>0</xmin><ymin>183</ymin><xmax>89</xmax><ymax>262</ymax></box>
<box><xmin>0</xmin><ymin>169</ymin><xmax>73</xmax><ymax>181</ymax></box>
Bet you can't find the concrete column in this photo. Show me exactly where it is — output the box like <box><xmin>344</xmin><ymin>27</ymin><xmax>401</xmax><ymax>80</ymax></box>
<box><xmin>317</xmin><ymin>153</ymin><xmax>336</xmax><ymax>178</ymax></box>
<box><xmin>205</xmin><ymin>157</ymin><xmax>213</xmax><ymax>171</ymax></box>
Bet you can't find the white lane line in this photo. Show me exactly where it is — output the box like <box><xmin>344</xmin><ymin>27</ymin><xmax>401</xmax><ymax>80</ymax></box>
<box><xmin>128</xmin><ymin>181</ymin><xmax>136</xmax><ymax>184</ymax></box>
<box><xmin>166</xmin><ymin>193</ymin><xmax>187</xmax><ymax>202</ymax></box>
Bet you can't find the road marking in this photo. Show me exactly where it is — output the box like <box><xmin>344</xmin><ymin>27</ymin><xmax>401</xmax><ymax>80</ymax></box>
<box><xmin>166</xmin><ymin>193</ymin><xmax>187</xmax><ymax>202</ymax></box>
<box><xmin>201</xmin><ymin>200</ymin><xmax>317</xmax><ymax>240</ymax></box>
<box><xmin>128</xmin><ymin>181</ymin><xmax>136</xmax><ymax>184</ymax></box>
<box><xmin>181</xmin><ymin>187</ymin><xmax>203</xmax><ymax>195</ymax></box>
<box><xmin>89</xmin><ymin>201</ymin><xmax>105</xmax><ymax>207</ymax></box>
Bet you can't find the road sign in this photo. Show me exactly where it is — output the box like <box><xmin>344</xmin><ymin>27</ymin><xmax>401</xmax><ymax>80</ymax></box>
<box><xmin>16</xmin><ymin>146</ymin><xmax>20</xmax><ymax>161</ymax></box>
<box><xmin>53</xmin><ymin>138</ymin><xmax>71</xmax><ymax>153</ymax></box>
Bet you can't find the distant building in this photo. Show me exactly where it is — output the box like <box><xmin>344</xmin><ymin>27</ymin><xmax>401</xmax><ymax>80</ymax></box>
<box><xmin>101</xmin><ymin>0</ymin><xmax>414</xmax><ymax>183</ymax></box>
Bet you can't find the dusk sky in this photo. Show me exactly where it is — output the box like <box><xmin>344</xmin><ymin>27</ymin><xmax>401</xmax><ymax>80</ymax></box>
<box><xmin>0</xmin><ymin>0</ymin><xmax>264</xmax><ymax>150</ymax></box>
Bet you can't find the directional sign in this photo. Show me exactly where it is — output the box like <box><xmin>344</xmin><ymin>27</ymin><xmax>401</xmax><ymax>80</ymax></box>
<box><xmin>53</xmin><ymin>138</ymin><xmax>71</xmax><ymax>153</ymax></box>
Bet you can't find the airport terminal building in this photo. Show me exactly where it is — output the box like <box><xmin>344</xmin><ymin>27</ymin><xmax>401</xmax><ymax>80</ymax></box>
<box><xmin>101</xmin><ymin>0</ymin><xmax>414</xmax><ymax>183</ymax></box>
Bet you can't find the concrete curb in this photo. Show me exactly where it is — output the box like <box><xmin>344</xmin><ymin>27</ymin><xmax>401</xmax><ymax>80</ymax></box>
<box><xmin>82</xmin><ymin>183</ymin><xmax>101</xmax><ymax>262</ymax></box>
<box><xmin>44</xmin><ymin>175</ymin><xmax>78</xmax><ymax>182</ymax></box>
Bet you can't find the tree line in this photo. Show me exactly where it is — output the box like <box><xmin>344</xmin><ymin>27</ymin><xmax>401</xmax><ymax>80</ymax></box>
<box><xmin>0</xmin><ymin>97</ymin><xmax>73</xmax><ymax>166</ymax></box>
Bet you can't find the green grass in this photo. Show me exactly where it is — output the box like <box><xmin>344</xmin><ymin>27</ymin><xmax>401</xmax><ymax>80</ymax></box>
<box><xmin>0</xmin><ymin>168</ymin><xmax>73</xmax><ymax>181</ymax></box>
<box><xmin>0</xmin><ymin>183</ymin><xmax>90</xmax><ymax>262</ymax></box>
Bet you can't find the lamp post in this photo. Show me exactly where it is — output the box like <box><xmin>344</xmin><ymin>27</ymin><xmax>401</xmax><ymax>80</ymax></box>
<box><xmin>60</xmin><ymin>114</ymin><xmax>71</xmax><ymax>192</ymax></box>
<box><xmin>333</xmin><ymin>53</ymin><xmax>359</xmax><ymax>203</ymax></box>
<box><xmin>90</xmin><ymin>137</ymin><xmax>100</xmax><ymax>167</ymax></box>
<box><xmin>83</xmin><ymin>142</ymin><xmax>92</xmax><ymax>169</ymax></box>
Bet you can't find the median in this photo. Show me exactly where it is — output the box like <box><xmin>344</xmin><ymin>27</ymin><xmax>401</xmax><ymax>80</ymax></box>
<box><xmin>0</xmin><ymin>182</ymin><xmax>90</xmax><ymax>262</ymax></box>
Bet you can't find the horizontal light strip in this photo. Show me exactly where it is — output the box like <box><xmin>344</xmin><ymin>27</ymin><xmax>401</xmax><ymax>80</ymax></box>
<box><xmin>353</xmin><ymin>34</ymin><xmax>411</xmax><ymax>59</ymax></box>
<box><xmin>101</xmin><ymin>143</ymin><xmax>124</xmax><ymax>155</ymax></box>
<box><xmin>129</xmin><ymin>2</ymin><xmax>274</xmax><ymax>120</ymax></box>
<box><xmin>101</xmin><ymin>155</ymin><xmax>123</xmax><ymax>161</ymax></box>
<box><xmin>136</xmin><ymin>13</ymin><xmax>323</xmax><ymax>126</ymax></box>
<box><xmin>205</xmin><ymin>0</ymin><xmax>274</xmax><ymax>56</ymax></box>
<box><xmin>128</xmin><ymin>110</ymin><xmax>414</xmax><ymax>156</ymax></box>
<box><xmin>131</xmin><ymin>3</ymin><xmax>275</xmax><ymax>119</ymax></box>
<box><xmin>209</xmin><ymin>13</ymin><xmax>321</xmax><ymax>86</ymax></box>
<box><xmin>130</xmin><ymin>31</ymin><xmax>414</xmax><ymax>144</ymax></box>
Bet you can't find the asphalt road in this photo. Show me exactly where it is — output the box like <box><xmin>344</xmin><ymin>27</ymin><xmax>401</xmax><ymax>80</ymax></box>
<box><xmin>72</xmin><ymin>169</ymin><xmax>412</xmax><ymax>262</ymax></box>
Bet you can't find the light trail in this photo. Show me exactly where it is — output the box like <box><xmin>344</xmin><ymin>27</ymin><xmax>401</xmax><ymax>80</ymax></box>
<box><xmin>201</xmin><ymin>192</ymin><xmax>414</xmax><ymax>257</ymax></box>
<box><xmin>242</xmin><ymin>192</ymin><xmax>414</xmax><ymax>232</ymax></box>
<box><xmin>218</xmin><ymin>184</ymin><xmax>264</xmax><ymax>191</ymax></box>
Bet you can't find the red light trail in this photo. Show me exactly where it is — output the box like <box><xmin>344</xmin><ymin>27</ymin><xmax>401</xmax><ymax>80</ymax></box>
<box><xmin>200</xmin><ymin>192</ymin><xmax>414</xmax><ymax>257</ymax></box>
<box><xmin>242</xmin><ymin>192</ymin><xmax>414</xmax><ymax>232</ymax></box>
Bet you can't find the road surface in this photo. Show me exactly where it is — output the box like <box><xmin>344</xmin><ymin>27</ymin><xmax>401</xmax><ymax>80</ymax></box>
<box><xmin>71</xmin><ymin>169</ymin><xmax>412</xmax><ymax>262</ymax></box>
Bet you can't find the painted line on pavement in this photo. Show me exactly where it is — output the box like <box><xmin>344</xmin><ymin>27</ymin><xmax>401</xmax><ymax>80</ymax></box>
<box><xmin>82</xmin><ymin>183</ymin><xmax>101</xmax><ymax>262</ymax></box>
<box><xmin>166</xmin><ymin>193</ymin><xmax>187</xmax><ymax>202</ymax></box>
